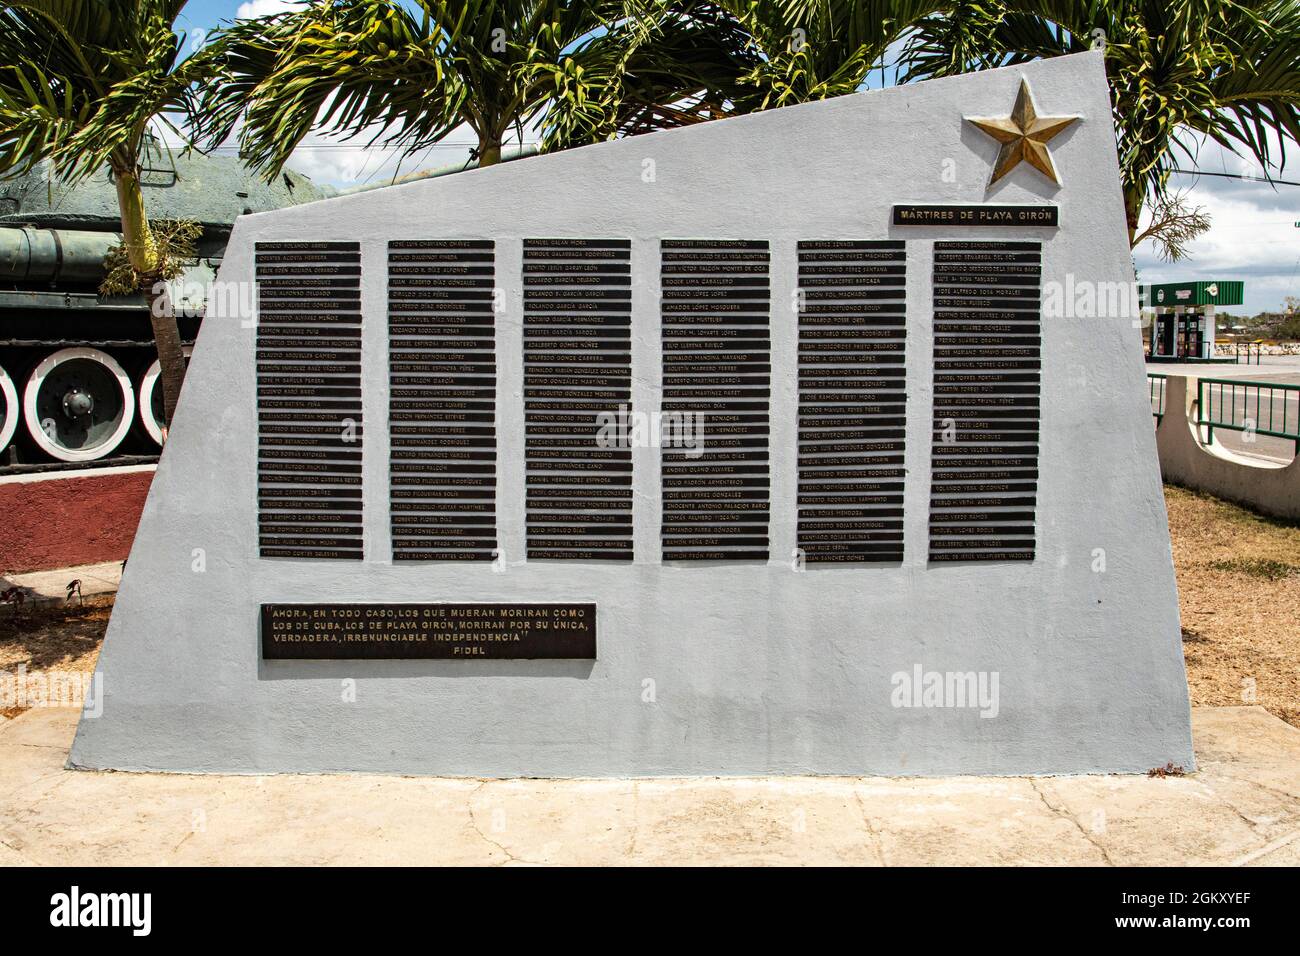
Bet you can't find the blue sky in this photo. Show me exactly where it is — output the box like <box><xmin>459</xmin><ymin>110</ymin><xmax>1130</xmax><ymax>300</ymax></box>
<box><xmin>173</xmin><ymin>0</ymin><xmax>251</xmax><ymax>39</ymax></box>
<box><xmin>185</xmin><ymin>0</ymin><xmax>1300</xmax><ymax>315</ymax></box>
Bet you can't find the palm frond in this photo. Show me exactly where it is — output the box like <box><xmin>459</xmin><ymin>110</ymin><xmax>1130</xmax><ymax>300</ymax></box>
<box><xmin>900</xmin><ymin>0</ymin><xmax>1300</xmax><ymax>238</ymax></box>
<box><xmin>0</xmin><ymin>0</ymin><xmax>211</xmax><ymax>181</ymax></box>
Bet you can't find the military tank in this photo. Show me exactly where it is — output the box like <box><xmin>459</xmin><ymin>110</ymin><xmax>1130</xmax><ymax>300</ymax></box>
<box><xmin>0</xmin><ymin>148</ymin><xmax>326</xmax><ymax>472</ymax></box>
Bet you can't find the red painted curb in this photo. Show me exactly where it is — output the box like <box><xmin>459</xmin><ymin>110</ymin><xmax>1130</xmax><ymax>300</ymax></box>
<box><xmin>0</xmin><ymin>468</ymin><xmax>154</xmax><ymax>575</ymax></box>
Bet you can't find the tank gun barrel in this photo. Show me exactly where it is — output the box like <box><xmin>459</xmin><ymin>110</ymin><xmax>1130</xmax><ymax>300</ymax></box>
<box><xmin>0</xmin><ymin>226</ymin><xmax>118</xmax><ymax>284</ymax></box>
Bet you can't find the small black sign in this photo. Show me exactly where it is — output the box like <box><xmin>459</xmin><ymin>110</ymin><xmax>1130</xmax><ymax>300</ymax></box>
<box><xmin>893</xmin><ymin>205</ymin><xmax>1058</xmax><ymax>227</ymax></box>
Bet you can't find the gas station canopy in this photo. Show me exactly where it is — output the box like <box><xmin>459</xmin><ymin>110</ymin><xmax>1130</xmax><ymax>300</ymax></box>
<box><xmin>1142</xmin><ymin>279</ymin><xmax>1246</xmax><ymax>361</ymax></box>
<box><xmin>1141</xmin><ymin>281</ymin><xmax>1244</xmax><ymax>308</ymax></box>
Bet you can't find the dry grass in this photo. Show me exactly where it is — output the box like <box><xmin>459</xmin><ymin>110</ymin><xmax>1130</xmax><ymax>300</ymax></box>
<box><xmin>1165</xmin><ymin>485</ymin><xmax>1300</xmax><ymax>728</ymax></box>
<box><xmin>0</xmin><ymin>597</ymin><xmax>111</xmax><ymax>719</ymax></box>
<box><xmin>2</xmin><ymin>487</ymin><xmax>1297</xmax><ymax>729</ymax></box>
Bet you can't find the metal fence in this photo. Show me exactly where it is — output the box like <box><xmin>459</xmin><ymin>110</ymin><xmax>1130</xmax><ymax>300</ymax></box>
<box><xmin>1148</xmin><ymin>373</ymin><xmax>1166</xmax><ymax>421</ymax></box>
<box><xmin>1196</xmin><ymin>377</ymin><xmax>1300</xmax><ymax>452</ymax></box>
<box><xmin>1235</xmin><ymin>342</ymin><xmax>1263</xmax><ymax>365</ymax></box>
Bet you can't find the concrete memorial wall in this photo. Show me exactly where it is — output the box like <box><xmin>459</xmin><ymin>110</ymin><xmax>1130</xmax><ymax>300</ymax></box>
<box><xmin>71</xmin><ymin>51</ymin><xmax>1195</xmax><ymax>776</ymax></box>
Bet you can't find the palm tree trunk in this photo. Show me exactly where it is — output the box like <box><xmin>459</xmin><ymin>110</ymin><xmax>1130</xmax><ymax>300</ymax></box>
<box><xmin>477</xmin><ymin>135</ymin><xmax>503</xmax><ymax>167</ymax></box>
<box><xmin>1124</xmin><ymin>182</ymin><xmax>1144</xmax><ymax>248</ymax></box>
<box><xmin>115</xmin><ymin>169</ymin><xmax>187</xmax><ymax>433</ymax></box>
<box><xmin>144</xmin><ymin>282</ymin><xmax>186</xmax><ymax>434</ymax></box>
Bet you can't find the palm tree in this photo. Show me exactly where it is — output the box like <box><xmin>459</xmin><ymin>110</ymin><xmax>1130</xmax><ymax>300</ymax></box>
<box><xmin>901</xmin><ymin>0</ymin><xmax>1300</xmax><ymax>258</ymax></box>
<box><xmin>575</xmin><ymin>2</ymin><xmax>760</xmax><ymax>138</ymax></box>
<box><xmin>202</xmin><ymin>0</ymin><xmax>672</xmax><ymax>176</ymax></box>
<box><xmin>206</xmin><ymin>0</ymin><xmax>955</xmax><ymax>172</ymax></box>
<box><xmin>0</xmin><ymin>0</ymin><xmax>221</xmax><ymax>430</ymax></box>
<box><xmin>598</xmin><ymin>0</ymin><xmax>951</xmax><ymax>136</ymax></box>
<box><xmin>726</xmin><ymin>0</ymin><xmax>949</xmax><ymax>111</ymax></box>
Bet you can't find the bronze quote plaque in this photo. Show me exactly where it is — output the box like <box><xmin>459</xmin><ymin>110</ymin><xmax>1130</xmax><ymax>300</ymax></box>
<box><xmin>261</xmin><ymin>603</ymin><xmax>597</xmax><ymax>659</ymax></box>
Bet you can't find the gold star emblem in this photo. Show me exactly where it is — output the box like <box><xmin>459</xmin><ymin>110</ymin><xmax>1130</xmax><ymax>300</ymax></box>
<box><xmin>966</xmin><ymin>79</ymin><xmax>1080</xmax><ymax>187</ymax></box>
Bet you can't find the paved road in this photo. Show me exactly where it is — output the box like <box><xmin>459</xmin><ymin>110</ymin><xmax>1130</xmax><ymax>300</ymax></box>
<box><xmin>1149</xmin><ymin>354</ymin><xmax>1300</xmax><ymax>377</ymax></box>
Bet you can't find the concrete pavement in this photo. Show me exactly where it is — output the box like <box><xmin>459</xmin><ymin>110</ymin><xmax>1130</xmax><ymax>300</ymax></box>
<box><xmin>1</xmin><ymin>705</ymin><xmax>1297</xmax><ymax>865</ymax></box>
<box><xmin>1</xmin><ymin>560</ymin><xmax>123</xmax><ymax>605</ymax></box>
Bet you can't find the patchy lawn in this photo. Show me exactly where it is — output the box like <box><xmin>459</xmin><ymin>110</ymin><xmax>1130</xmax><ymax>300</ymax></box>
<box><xmin>0</xmin><ymin>597</ymin><xmax>110</xmax><ymax>719</ymax></box>
<box><xmin>2</xmin><ymin>486</ymin><xmax>1297</xmax><ymax>728</ymax></box>
<box><xmin>1165</xmin><ymin>485</ymin><xmax>1300</xmax><ymax>728</ymax></box>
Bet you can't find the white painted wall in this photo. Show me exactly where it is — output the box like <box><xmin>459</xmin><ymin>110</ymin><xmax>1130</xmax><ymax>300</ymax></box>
<box><xmin>70</xmin><ymin>51</ymin><xmax>1194</xmax><ymax>776</ymax></box>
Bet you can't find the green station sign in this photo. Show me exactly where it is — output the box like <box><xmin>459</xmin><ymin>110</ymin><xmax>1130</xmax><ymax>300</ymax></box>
<box><xmin>1141</xmin><ymin>280</ymin><xmax>1244</xmax><ymax>307</ymax></box>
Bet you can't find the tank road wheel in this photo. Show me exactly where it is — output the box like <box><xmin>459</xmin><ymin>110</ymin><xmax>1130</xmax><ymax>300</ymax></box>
<box><xmin>23</xmin><ymin>348</ymin><xmax>136</xmax><ymax>462</ymax></box>
<box><xmin>0</xmin><ymin>364</ymin><xmax>18</xmax><ymax>456</ymax></box>
<box><xmin>138</xmin><ymin>347</ymin><xmax>192</xmax><ymax>447</ymax></box>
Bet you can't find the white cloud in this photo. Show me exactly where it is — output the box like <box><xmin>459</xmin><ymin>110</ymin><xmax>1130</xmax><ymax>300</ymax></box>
<box><xmin>1134</xmin><ymin>133</ymin><xmax>1300</xmax><ymax>314</ymax></box>
<box><xmin>282</xmin><ymin>124</ymin><xmax>477</xmax><ymax>190</ymax></box>
<box><xmin>235</xmin><ymin>0</ymin><xmax>303</xmax><ymax>20</ymax></box>
<box><xmin>282</xmin><ymin>118</ymin><xmax>542</xmax><ymax>190</ymax></box>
